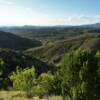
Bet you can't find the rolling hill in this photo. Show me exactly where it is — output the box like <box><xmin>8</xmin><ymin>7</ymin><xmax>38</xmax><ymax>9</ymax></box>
<box><xmin>0</xmin><ymin>24</ymin><xmax>100</xmax><ymax>89</ymax></box>
<box><xmin>1</xmin><ymin>24</ymin><xmax>100</xmax><ymax>64</ymax></box>
<box><xmin>0</xmin><ymin>31</ymin><xmax>41</xmax><ymax>50</ymax></box>
<box><xmin>25</xmin><ymin>34</ymin><xmax>100</xmax><ymax>64</ymax></box>
<box><xmin>0</xmin><ymin>23</ymin><xmax>100</xmax><ymax>42</ymax></box>
<box><xmin>0</xmin><ymin>49</ymin><xmax>55</xmax><ymax>88</ymax></box>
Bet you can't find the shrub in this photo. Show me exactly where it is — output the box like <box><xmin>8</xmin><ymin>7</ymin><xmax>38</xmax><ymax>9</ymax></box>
<box><xmin>32</xmin><ymin>72</ymin><xmax>54</xmax><ymax>98</ymax></box>
<box><xmin>10</xmin><ymin>67</ymin><xmax>54</xmax><ymax>98</ymax></box>
<box><xmin>10</xmin><ymin>66</ymin><xmax>36</xmax><ymax>97</ymax></box>
<box><xmin>60</xmin><ymin>49</ymin><xmax>100</xmax><ymax>100</ymax></box>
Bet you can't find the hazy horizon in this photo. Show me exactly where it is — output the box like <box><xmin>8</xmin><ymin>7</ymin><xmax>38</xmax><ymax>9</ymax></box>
<box><xmin>0</xmin><ymin>0</ymin><xmax>100</xmax><ymax>26</ymax></box>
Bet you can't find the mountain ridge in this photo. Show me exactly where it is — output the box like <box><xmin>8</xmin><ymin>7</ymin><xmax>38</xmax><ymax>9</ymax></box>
<box><xmin>0</xmin><ymin>31</ymin><xmax>41</xmax><ymax>50</ymax></box>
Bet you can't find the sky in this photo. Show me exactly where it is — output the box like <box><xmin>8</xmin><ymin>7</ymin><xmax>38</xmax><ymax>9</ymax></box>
<box><xmin>0</xmin><ymin>0</ymin><xmax>100</xmax><ymax>26</ymax></box>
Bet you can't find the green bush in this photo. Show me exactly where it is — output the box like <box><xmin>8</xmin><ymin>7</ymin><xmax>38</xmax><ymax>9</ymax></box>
<box><xmin>37</xmin><ymin>73</ymin><xmax>54</xmax><ymax>95</ymax></box>
<box><xmin>60</xmin><ymin>49</ymin><xmax>100</xmax><ymax>100</ymax></box>
<box><xmin>9</xmin><ymin>49</ymin><xmax>100</xmax><ymax>99</ymax></box>
<box><xmin>10</xmin><ymin>66</ymin><xmax>36</xmax><ymax>96</ymax></box>
<box><xmin>10</xmin><ymin>67</ymin><xmax>54</xmax><ymax>97</ymax></box>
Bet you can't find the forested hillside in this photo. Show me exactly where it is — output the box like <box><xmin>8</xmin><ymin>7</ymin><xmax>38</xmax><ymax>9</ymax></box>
<box><xmin>0</xmin><ymin>49</ymin><xmax>55</xmax><ymax>89</ymax></box>
<box><xmin>0</xmin><ymin>31</ymin><xmax>41</xmax><ymax>50</ymax></box>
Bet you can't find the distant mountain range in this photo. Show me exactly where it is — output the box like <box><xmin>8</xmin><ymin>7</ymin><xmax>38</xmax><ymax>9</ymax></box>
<box><xmin>0</xmin><ymin>22</ymin><xmax>100</xmax><ymax>52</ymax></box>
<box><xmin>1</xmin><ymin>22</ymin><xmax>100</xmax><ymax>28</ymax></box>
<box><xmin>78</xmin><ymin>23</ymin><xmax>100</xmax><ymax>28</ymax></box>
<box><xmin>0</xmin><ymin>22</ymin><xmax>100</xmax><ymax>40</ymax></box>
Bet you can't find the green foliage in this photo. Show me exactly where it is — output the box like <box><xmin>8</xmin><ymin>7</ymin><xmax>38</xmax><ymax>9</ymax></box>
<box><xmin>60</xmin><ymin>49</ymin><xmax>100</xmax><ymax>100</ymax></box>
<box><xmin>0</xmin><ymin>49</ymin><xmax>55</xmax><ymax>89</ymax></box>
<box><xmin>10</xmin><ymin>67</ymin><xmax>36</xmax><ymax>93</ymax></box>
<box><xmin>51</xmin><ymin>68</ymin><xmax>65</xmax><ymax>95</ymax></box>
<box><xmin>10</xmin><ymin>67</ymin><xmax>54</xmax><ymax>97</ymax></box>
<box><xmin>37</xmin><ymin>73</ymin><xmax>54</xmax><ymax>95</ymax></box>
<box><xmin>2</xmin><ymin>48</ymin><xmax>100</xmax><ymax>99</ymax></box>
<box><xmin>32</xmin><ymin>73</ymin><xmax>54</xmax><ymax>97</ymax></box>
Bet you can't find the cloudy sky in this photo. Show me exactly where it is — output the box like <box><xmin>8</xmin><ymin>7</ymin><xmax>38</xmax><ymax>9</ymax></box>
<box><xmin>0</xmin><ymin>0</ymin><xmax>100</xmax><ymax>26</ymax></box>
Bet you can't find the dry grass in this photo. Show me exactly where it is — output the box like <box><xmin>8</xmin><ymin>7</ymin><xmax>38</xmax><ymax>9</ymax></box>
<box><xmin>0</xmin><ymin>91</ymin><xmax>62</xmax><ymax>100</ymax></box>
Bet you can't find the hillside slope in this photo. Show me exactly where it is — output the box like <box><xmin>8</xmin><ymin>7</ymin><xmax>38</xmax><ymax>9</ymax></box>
<box><xmin>0</xmin><ymin>31</ymin><xmax>41</xmax><ymax>50</ymax></box>
<box><xmin>0</xmin><ymin>49</ymin><xmax>55</xmax><ymax>88</ymax></box>
<box><xmin>25</xmin><ymin>35</ymin><xmax>100</xmax><ymax>64</ymax></box>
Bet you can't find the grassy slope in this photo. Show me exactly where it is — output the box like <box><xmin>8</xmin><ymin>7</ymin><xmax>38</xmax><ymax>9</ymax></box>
<box><xmin>25</xmin><ymin>35</ymin><xmax>100</xmax><ymax>64</ymax></box>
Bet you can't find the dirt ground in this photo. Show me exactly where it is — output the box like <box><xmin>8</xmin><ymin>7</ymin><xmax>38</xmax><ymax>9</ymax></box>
<box><xmin>0</xmin><ymin>91</ymin><xmax>62</xmax><ymax>100</ymax></box>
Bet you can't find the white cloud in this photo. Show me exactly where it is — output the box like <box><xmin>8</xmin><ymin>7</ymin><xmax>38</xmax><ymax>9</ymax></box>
<box><xmin>26</xmin><ymin>7</ymin><xmax>32</xmax><ymax>11</ymax></box>
<box><xmin>25</xmin><ymin>15</ymin><xmax>100</xmax><ymax>26</ymax></box>
<box><xmin>7</xmin><ymin>1</ymin><xmax>15</xmax><ymax>5</ymax></box>
<box><xmin>0</xmin><ymin>7</ymin><xmax>100</xmax><ymax>26</ymax></box>
<box><xmin>51</xmin><ymin>15</ymin><xmax>100</xmax><ymax>25</ymax></box>
<box><xmin>0</xmin><ymin>0</ymin><xmax>15</xmax><ymax>5</ymax></box>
